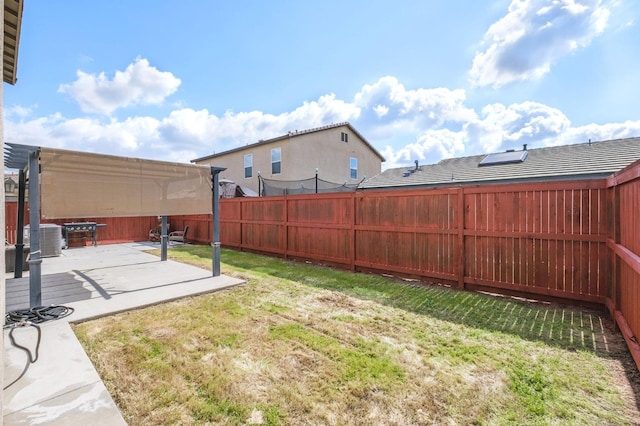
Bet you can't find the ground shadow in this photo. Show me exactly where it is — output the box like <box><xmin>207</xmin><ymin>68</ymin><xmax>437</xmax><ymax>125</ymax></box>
<box><xmin>5</xmin><ymin>272</ymin><xmax>93</xmax><ymax>311</ymax></box>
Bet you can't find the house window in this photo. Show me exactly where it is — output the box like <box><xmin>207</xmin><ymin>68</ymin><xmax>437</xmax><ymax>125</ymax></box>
<box><xmin>244</xmin><ymin>154</ymin><xmax>253</xmax><ymax>178</ymax></box>
<box><xmin>350</xmin><ymin>157</ymin><xmax>358</xmax><ymax>179</ymax></box>
<box><xmin>271</xmin><ymin>147</ymin><xmax>281</xmax><ymax>175</ymax></box>
<box><xmin>341</xmin><ymin>132</ymin><xmax>349</xmax><ymax>142</ymax></box>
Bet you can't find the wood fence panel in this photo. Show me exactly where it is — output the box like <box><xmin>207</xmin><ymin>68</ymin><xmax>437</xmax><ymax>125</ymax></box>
<box><xmin>287</xmin><ymin>225</ymin><xmax>352</xmax><ymax>265</ymax></box>
<box><xmin>220</xmin><ymin>222</ymin><xmax>242</xmax><ymax>247</ymax></box>
<box><xmin>354</xmin><ymin>189</ymin><xmax>458</xmax><ymax>281</ymax></box>
<box><xmin>285</xmin><ymin>194</ymin><xmax>354</xmax><ymax>264</ymax></box>
<box><xmin>462</xmin><ymin>183</ymin><xmax>608</xmax><ymax>302</ymax></box>
<box><xmin>619</xmin><ymin>181</ymin><xmax>640</xmax><ymax>256</ymax></box>
<box><xmin>613</xmin><ymin>175</ymin><xmax>640</xmax><ymax>338</ymax></box>
<box><xmin>620</xmin><ymin>261</ymin><xmax>640</xmax><ymax>342</ymax></box>
<box><xmin>242</xmin><ymin>223</ymin><xmax>284</xmax><ymax>255</ymax></box>
<box><xmin>219</xmin><ymin>200</ymin><xmax>242</xmax><ymax>247</ymax></box>
<box><xmin>243</xmin><ymin>197</ymin><xmax>285</xmax><ymax>222</ymax></box>
<box><xmin>5</xmin><ymin>201</ymin><xmax>156</xmax><ymax>244</ymax></box>
<box><xmin>5</xmin><ymin>201</ymin><xmax>19</xmax><ymax>243</ymax></box>
<box><xmin>605</xmin><ymin>160</ymin><xmax>640</xmax><ymax>370</ymax></box>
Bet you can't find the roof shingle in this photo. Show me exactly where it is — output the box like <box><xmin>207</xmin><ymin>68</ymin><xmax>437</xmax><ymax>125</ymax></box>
<box><xmin>362</xmin><ymin>137</ymin><xmax>640</xmax><ymax>189</ymax></box>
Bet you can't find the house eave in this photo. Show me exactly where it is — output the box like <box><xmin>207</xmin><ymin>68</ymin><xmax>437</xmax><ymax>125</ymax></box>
<box><xmin>3</xmin><ymin>0</ymin><xmax>24</xmax><ymax>85</ymax></box>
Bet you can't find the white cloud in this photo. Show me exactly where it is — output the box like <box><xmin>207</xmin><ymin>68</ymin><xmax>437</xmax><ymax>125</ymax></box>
<box><xmin>3</xmin><ymin>92</ymin><xmax>359</xmax><ymax>163</ymax></box>
<box><xmin>5</xmin><ymin>104</ymin><xmax>37</xmax><ymax>119</ymax></box>
<box><xmin>6</xmin><ymin>75</ymin><xmax>640</xmax><ymax>171</ymax></box>
<box><xmin>378</xmin><ymin>101</ymin><xmax>574</xmax><ymax>169</ymax></box>
<box><xmin>58</xmin><ymin>57</ymin><xmax>181</xmax><ymax>115</ymax></box>
<box><xmin>380</xmin><ymin>129</ymin><xmax>467</xmax><ymax>170</ymax></box>
<box><xmin>355</xmin><ymin>76</ymin><xmax>476</xmax><ymax>126</ymax></box>
<box><xmin>465</xmin><ymin>101</ymin><xmax>571</xmax><ymax>152</ymax></box>
<box><xmin>469</xmin><ymin>0</ymin><xmax>610</xmax><ymax>88</ymax></box>
<box><xmin>542</xmin><ymin>120</ymin><xmax>640</xmax><ymax>146</ymax></box>
<box><xmin>353</xmin><ymin>76</ymin><xmax>477</xmax><ymax>148</ymax></box>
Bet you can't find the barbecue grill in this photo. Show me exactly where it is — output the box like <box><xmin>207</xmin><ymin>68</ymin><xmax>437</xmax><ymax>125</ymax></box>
<box><xmin>63</xmin><ymin>222</ymin><xmax>106</xmax><ymax>248</ymax></box>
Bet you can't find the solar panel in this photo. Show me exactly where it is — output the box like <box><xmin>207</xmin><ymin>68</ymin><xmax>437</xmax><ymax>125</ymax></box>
<box><xmin>478</xmin><ymin>150</ymin><xmax>528</xmax><ymax>167</ymax></box>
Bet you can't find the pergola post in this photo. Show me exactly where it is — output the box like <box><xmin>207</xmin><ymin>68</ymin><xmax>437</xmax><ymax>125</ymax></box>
<box><xmin>211</xmin><ymin>166</ymin><xmax>226</xmax><ymax>277</ymax></box>
<box><xmin>28</xmin><ymin>149</ymin><xmax>42</xmax><ymax>307</ymax></box>
<box><xmin>14</xmin><ymin>169</ymin><xmax>26</xmax><ymax>277</ymax></box>
<box><xmin>160</xmin><ymin>215</ymin><xmax>168</xmax><ymax>261</ymax></box>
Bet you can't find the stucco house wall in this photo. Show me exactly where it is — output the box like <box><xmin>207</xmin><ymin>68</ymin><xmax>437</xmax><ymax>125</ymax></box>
<box><xmin>193</xmin><ymin>123</ymin><xmax>383</xmax><ymax>193</ymax></box>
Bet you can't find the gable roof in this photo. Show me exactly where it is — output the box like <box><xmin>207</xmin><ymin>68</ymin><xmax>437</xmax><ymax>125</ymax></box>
<box><xmin>191</xmin><ymin>122</ymin><xmax>385</xmax><ymax>163</ymax></box>
<box><xmin>362</xmin><ymin>136</ymin><xmax>640</xmax><ymax>190</ymax></box>
<box><xmin>3</xmin><ymin>0</ymin><xmax>24</xmax><ymax>85</ymax></box>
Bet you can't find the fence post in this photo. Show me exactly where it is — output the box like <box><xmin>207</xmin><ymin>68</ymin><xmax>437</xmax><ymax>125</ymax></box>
<box><xmin>457</xmin><ymin>187</ymin><xmax>465</xmax><ymax>289</ymax></box>
<box><xmin>611</xmin><ymin>184</ymin><xmax>621</xmax><ymax>319</ymax></box>
<box><xmin>283</xmin><ymin>196</ymin><xmax>289</xmax><ymax>259</ymax></box>
<box><xmin>351</xmin><ymin>192</ymin><xmax>357</xmax><ymax>271</ymax></box>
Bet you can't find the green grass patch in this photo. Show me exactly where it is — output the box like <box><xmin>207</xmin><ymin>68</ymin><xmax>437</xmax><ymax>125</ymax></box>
<box><xmin>269</xmin><ymin>323</ymin><xmax>405</xmax><ymax>390</ymax></box>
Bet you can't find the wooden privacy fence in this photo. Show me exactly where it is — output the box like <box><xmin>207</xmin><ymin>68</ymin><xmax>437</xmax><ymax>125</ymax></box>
<box><xmin>213</xmin><ymin>180</ymin><xmax>610</xmax><ymax>306</ymax></box>
<box><xmin>607</xmin><ymin>160</ymin><xmax>640</xmax><ymax>367</ymax></box>
<box><xmin>4</xmin><ymin>202</ymin><xmax>157</xmax><ymax>245</ymax></box>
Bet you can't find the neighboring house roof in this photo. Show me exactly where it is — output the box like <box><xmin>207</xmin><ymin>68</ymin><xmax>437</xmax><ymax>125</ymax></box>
<box><xmin>3</xmin><ymin>0</ymin><xmax>24</xmax><ymax>85</ymax></box>
<box><xmin>191</xmin><ymin>122</ymin><xmax>386</xmax><ymax>163</ymax></box>
<box><xmin>362</xmin><ymin>136</ymin><xmax>640</xmax><ymax>190</ymax></box>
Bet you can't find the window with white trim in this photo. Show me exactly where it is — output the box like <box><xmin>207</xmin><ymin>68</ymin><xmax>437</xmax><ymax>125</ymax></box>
<box><xmin>350</xmin><ymin>157</ymin><xmax>358</xmax><ymax>179</ymax></box>
<box><xmin>271</xmin><ymin>147</ymin><xmax>281</xmax><ymax>175</ymax></box>
<box><xmin>244</xmin><ymin>154</ymin><xmax>253</xmax><ymax>178</ymax></box>
<box><xmin>341</xmin><ymin>132</ymin><xmax>349</xmax><ymax>142</ymax></box>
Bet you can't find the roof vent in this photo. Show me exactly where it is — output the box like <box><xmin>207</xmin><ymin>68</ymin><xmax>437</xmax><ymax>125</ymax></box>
<box><xmin>478</xmin><ymin>150</ymin><xmax>528</xmax><ymax>167</ymax></box>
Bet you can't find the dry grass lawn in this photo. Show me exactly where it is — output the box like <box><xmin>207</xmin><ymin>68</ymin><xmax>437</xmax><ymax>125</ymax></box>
<box><xmin>73</xmin><ymin>247</ymin><xmax>640</xmax><ymax>425</ymax></box>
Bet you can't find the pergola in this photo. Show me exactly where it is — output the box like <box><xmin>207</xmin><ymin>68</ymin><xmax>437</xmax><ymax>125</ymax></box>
<box><xmin>4</xmin><ymin>143</ymin><xmax>225</xmax><ymax>307</ymax></box>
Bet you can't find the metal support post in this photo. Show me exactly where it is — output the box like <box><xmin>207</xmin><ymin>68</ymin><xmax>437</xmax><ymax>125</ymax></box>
<box><xmin>211</xmin><ymin>166</ymin><xmax>226</xmax><ymax>276</ymax></box>
<box><xmin>28</xmin><ymin>150</ymin><xmax>42</xmax><ymax>307</ymax></box>
<box><xmin>15</xmin><ymin>169</ymin><xmax>26</xmax><ymax>277</ymax></box>
<box><xmin>160</xmin><ymin>215</ymin><xmax>168</xmax><ymax>261</ymax></box>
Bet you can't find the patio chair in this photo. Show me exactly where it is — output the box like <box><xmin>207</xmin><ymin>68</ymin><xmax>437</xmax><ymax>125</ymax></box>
<box><xmin>148</xmin><ymin>223</ymin><xmax>170</xmax><ymax>243</ymax></box>
<box><xmin>168</xmin><ymin>225</ymin><xmax>189</xmax><ymax>244</ymax></box>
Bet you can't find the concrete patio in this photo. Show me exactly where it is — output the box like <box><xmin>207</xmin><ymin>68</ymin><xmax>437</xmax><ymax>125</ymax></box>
<box><xmin>3</xmin><ymin>242</ymin><xmax>245</xmax><ymax>425</ymax></box>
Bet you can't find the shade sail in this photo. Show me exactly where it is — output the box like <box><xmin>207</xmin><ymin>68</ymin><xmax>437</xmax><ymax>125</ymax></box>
<box><xmin>39</xmin><ymin>147</ymin><xmax>212</xmax><ymax>219</ymax></box>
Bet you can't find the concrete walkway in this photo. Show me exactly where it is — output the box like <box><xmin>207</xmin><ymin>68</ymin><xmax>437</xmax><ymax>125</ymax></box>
<box><xmin>3</xmin><ymin>242</ymin><xmax>244</xmax><ymax>425</ymax></box>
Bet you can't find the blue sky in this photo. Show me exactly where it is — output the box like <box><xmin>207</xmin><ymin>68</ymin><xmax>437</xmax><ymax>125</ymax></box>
<box><xmin>4</xmin><ymin>0</ymin><xmax>639</xmax><ymax>170</ymax></box>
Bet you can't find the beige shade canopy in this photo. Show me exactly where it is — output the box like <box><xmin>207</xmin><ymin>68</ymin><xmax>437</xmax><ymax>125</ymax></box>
<box><xmin>39</xmin><ymin>147</ymin><xmax>213</xmax><ymax>219</ymax></box>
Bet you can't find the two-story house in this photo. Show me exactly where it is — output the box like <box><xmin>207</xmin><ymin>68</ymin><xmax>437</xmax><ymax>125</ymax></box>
<box><xmin>191</xmin><ymin>122</ymin><xmax>385</xmax><ymax>194</ymax></box>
